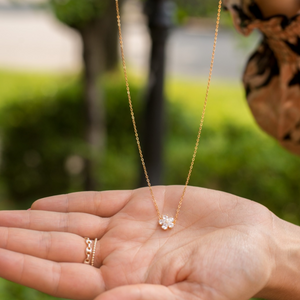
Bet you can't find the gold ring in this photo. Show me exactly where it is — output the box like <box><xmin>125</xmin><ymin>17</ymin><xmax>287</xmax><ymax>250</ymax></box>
<box><xmin>91</xmin><ymin>238</ymin><xmax>98</xmax><ymax>267</ymax></box>
<box><xmin>84</xmin><ymin>237</ymin><xmax>92</xmax><ymax>264</ymax></box>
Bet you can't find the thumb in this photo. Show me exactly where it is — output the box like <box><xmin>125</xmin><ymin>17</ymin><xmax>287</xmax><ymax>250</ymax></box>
<box><xmin>94</xmin><ymin>284</ymin><xmax>176</xmax><ymax>300</ymax></box>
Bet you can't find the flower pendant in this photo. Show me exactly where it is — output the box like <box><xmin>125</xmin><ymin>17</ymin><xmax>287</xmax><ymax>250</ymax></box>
<box><xmin>159</xmin><ymin>215</ymin><xmax>175</xmax><ymax>230</ymax></box>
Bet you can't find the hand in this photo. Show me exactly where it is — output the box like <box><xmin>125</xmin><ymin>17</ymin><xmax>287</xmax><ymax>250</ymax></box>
<box><xmin>0</xmin><ymin>186</ymin><xmax>292</xmax><ymax>300</ymax></box>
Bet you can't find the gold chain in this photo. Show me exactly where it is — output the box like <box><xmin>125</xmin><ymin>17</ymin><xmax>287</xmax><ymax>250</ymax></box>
<box><xmin>116</xmin><ymin>0</ymin><xmax>222</xmax><ymax>229</ymax></box>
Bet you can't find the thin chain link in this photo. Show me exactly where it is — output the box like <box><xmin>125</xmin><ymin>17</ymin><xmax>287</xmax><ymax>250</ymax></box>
<box><xmin>116</xmin><ymin>0</ymin><xmax>222</xmax><ymax>225</ymax></box>
<box><xmin>116</xmin><ymin>1</ymin><xmax>161</xmax><ymax>219</ymax></box>
<box><xmin>174</xmin><ymin>0</ymin><xmax>222</xmax><ymax>223</ymax></box>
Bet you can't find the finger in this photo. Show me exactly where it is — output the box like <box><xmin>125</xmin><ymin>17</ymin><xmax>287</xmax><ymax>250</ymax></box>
<box><xmin>31</xmin><ymin>190</ymin><xmax>133</xmax><ymax>217</ymax></box>
<box><xmin>0</xmin><ymin>210</ymin><xmax>108</xmax><ymax>238</ymax></box>
<box><xmin>0</xmin><ymin>248</ymin><xmax>104</xmax><ymax>300</ymax></box>
<box><xmin>94</xmin><ymin>284</ymin><xmax>176</xmax><ymax>300</ymax></box>
<box><xmin>0</xmin><ymin>227</ymin><xmax>89</xmax><ymax>263</ymax></box>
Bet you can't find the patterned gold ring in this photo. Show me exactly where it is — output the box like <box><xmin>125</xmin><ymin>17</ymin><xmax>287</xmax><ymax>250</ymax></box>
<box><xmin>84</xmin><ymin>237</ymin><xmax>93</xmax><ymax>265</ymax></box>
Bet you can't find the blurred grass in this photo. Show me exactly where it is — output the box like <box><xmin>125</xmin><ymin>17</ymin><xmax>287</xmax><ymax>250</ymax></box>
<box><xmin>167</xmin><ymin>76</ymin><xmax>255</xmax><ymax>127</ymax></box>
<box><xmin>0</xmin><ymin>70</ymin><xmax>68</xmax><ymax>108</ymax></box>
<box><xmin>0</xmin><ymin>69</ymin><xmax>299</xmax><ymax>299</ymax></box>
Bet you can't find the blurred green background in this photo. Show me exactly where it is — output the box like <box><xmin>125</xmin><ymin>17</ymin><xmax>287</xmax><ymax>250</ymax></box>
<box><xmin>0</xmin><ymin>0</ymin><xmax>299</xmax><ymax>299</ymax></box>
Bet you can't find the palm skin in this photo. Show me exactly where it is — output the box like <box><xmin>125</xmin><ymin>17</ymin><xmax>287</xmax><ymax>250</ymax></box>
<box><xmin>0</xmin><ymin>186</ymin><xmax>275</xmax><ymax>300</ymax></box>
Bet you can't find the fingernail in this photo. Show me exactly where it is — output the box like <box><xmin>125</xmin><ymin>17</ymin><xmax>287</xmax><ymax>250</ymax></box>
<box><xmin>27</xmin><ymin>208</ymin><xmax>31</xmax><ymax>210</ymax></box>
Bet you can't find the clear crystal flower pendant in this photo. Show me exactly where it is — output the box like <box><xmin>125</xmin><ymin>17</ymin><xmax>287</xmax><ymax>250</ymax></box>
<box><xmin>159</xmin><ymin>215</ymin><xmax>175</xmax><ymax>230</ymax></box>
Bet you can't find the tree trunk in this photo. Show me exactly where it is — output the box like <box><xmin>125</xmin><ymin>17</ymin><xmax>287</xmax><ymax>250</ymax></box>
<box><xmin>103</xmin><ymin>1</ymin><xmax>120</xmax><ymax>71</ymax></box>
<box><xmin>140</xmin><ymin>0</ymin><xmax>174</xmax><ymax>186</ymax></box>
<box><xmin>80</xmin><ymin>21</ymin><xmax>106</xmax><ymax>190</ymax></box>
<box><xmin>52</xmin><ymin>0</ymin><xmax>123</xmax><ymax>190</ymax></box>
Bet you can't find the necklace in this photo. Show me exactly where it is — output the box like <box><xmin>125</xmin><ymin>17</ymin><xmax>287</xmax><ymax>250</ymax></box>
<box><xmin>116</xmin><ymin>0</ymin><xmax>222</xmax><ymax>230</ymax></box>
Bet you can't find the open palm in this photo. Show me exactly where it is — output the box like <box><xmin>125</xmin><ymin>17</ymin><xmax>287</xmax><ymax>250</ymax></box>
<box><xmin>0</xmin><ymin>186</ymin><xmax>274</xmax><ymax>300</ymax></box>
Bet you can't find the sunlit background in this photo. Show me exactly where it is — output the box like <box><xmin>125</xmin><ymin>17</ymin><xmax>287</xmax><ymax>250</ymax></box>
<box><xmin>0</xmin><ymin>0</ymin><xmax>299</xmax><ymax>299</ymax></box>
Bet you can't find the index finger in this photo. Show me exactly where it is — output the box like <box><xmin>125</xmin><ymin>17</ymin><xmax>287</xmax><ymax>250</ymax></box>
<box><xmin>31</xmin><ymin>190</ymin><xmax>133</xmax><ymax>217</ymax></box>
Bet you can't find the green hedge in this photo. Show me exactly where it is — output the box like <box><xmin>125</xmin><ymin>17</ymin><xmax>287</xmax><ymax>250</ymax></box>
<box><xmin>0</xmin><ymin>80</ymin><xmax>84</xmax><ymax>208</ymax></box>
<box><xmin>0</xmin><ymin>72</ymin><xmax>300</xmax><ymax>222</ymax></box>
<box><xmin>0</xmin><ymin>73</ymin><xmax>141</xmax><ymax>209</ymax></box>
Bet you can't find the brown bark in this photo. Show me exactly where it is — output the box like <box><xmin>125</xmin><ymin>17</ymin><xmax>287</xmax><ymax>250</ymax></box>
<box><xmin>79</xmin><ymin>21</ymin><xmax>106</xmax><ymax>190</ymax></box>
<box><xmin>140</xmin><ymin>0</ymin><xmax>174</xmax><ymax>186</ymax></box>
<box><xmin>52</xmin><ymin>0</ymin><xmax>123</xmax><ymax>190</ymax></box>
<box><xmin>103</xmin><ymin>2</ymin><xmax>120</xmax><ymax>71</ymax></box>
<box><xmin>77</xmin><ymin>1</ymin><xmax>122</xmax><ymax>190</ymax></box>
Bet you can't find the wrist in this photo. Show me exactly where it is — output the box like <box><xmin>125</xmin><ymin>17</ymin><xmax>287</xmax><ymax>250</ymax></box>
<box><xmin>257</xmin><ymin>215</ymin><xmax>300</xmax><ymax>300</ymax></box>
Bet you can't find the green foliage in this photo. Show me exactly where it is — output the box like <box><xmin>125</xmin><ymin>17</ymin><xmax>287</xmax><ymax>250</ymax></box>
<box><xmin>0</xmin><ymin>278</ymin><xmax>67</xmax><ymax>300</ymax></box>
<box><xmin>0</xmin><ymin>71</ymin><xmax>142</xmax><ymax>209</ymax></box>
<box><xmin>175</xmin><ymin>0</ymin><xmax>220</xmax><ymax>20</ymax></box>
<box><xmin>0</xmin><ymin>77</ymin><xmax>85</xmax><ymax>209</ymax></box>
<box><xmin>1</xmin><ymin>71</ymin><xmax>300</xmax><ymax>223</ymax></box>
<box><xmin>50</xmin><ymin>0</ymin><xmax>107</xmax><ymax>28</ymax></box>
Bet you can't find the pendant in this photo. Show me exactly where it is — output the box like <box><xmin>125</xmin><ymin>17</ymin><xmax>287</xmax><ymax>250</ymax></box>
<box><xmin>159</xmin><ymin>215</ymin><xmax>175</xmax><ymax>230</ymax></box>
